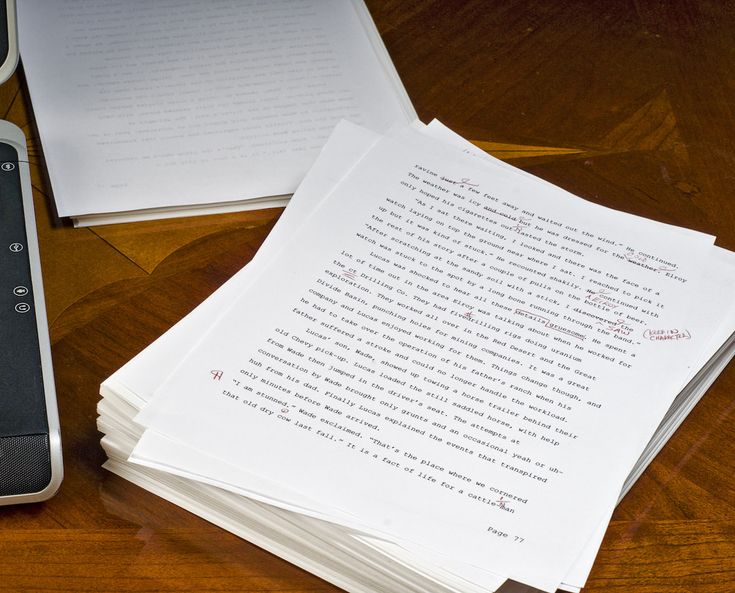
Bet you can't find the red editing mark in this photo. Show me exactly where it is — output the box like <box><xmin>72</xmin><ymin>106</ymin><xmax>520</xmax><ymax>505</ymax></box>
<box><xmin>462</xmin><ymin>310</ymin><xmax>474</xmax><ymax>320</ymax></box>
<box><xmin>607</xmin><ymin>318</ymin><xmax>633</xmax><ymax>335</ymax></box>
<box><xmin>585</xmin><ymin>290</ymin><xmax>618</xmax><ymax>310</ymax></box>
<box><xmin>644</xmin><ymin>328</ymin><xmax>692</xmax><ymax>341</ymax></box>
<box><xmin>441</xmin><ymin>176</ymin><xmax>479</xmax><ymax>188</ymax></box>
<box><xmin>342</xmin><ymin>269</ymin><xmax>357</xmax><ymax>280</ymax></box>
<box><xmin>510</xmin><ymin>216</ymin><xmax>532</xmax><ymax>234</ymax></box>
<box><xmin>210</xmin><ymin>369</ymin><xmax>224</xmax><ymax>381</ymax></box>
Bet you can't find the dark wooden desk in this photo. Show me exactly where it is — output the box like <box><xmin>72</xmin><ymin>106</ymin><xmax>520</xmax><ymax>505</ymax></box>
<box><xmin>2</xmin><ymin>1</ymin><xmax>734</xmax><ymax>591</ymax></box>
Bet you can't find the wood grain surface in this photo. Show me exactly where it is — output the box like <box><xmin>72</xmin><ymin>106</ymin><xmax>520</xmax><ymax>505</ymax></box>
<box><xmin>2</xmin><ymin>1</ymin><xmax>735</xmax><ymax>591</ymax></box>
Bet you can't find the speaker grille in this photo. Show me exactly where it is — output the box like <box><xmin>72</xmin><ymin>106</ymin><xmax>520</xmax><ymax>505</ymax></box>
<box><xmin>0</xmin><ymin>434</ymin><xmax>52</xmax><ymax>496</ymax></box>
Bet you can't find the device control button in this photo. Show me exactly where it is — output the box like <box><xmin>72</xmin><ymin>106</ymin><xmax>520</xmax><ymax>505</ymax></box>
<box><xmin>1</xmin><ymin>162</ymin><xmax>15</xmax><ymax>171</ymax></box>
<box><xmin>9</xmin><ymin>242</ymin><xmax>24</xmax><ymax>252</ymax></box>
<box><xmin>15</xmin><ymin>302</ymin><xmax>31</xmax><ymax>313</ymax></box>
<box><xmin>13</xmin><ymin>286</ymin><xmax>29</xmax><ymax>297</ymax></box>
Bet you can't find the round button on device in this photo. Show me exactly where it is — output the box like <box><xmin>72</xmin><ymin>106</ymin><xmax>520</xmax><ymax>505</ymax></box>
<box><xmin>13</xmin><ymin>286</ymin><xmax>29</xmax><ymax>297</ymax></box>
<box><xmin>15</xmin><ymin>302</ymin><xmax>31</xmax><ymax>313</ymax></box>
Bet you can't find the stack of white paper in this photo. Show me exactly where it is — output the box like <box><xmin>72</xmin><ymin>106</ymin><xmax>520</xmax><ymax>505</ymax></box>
<box><xmin>18</xmin><ymin>0</ymin><xmax>416</xmax><ymax>226</ymax></box>
<box><xmin>98</xmin><ymin>120</ymin><xmax>735</xmax><ymax>593</ymax></box>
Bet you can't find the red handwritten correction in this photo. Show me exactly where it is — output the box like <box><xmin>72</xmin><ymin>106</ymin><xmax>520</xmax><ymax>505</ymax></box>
<box><xmin>644</xmin><ymin>328</ymin><xmax>691</xmax><ymax>341</ymax></box>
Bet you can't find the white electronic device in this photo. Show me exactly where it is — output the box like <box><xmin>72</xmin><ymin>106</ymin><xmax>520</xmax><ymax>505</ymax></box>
<box><xmin>0</xmin><ymin>0</ymin><xmax>18</xmax><ymax>85</ymax></box>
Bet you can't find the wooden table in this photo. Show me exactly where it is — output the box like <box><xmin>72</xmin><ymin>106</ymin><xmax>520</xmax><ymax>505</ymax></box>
<box><xmin>2</xmin><ymin>1</ymin><xmax>734</xmax><ymax>591</ymax></box>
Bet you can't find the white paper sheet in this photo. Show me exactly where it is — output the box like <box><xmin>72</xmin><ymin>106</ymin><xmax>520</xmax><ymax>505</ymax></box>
<box><xmin>132</xmin><ymin>125</ymin><xmax>729</xmax><ymax>591</ymax></box>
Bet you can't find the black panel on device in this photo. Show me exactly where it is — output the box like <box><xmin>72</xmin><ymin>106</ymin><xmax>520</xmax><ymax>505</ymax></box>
<box><xmin>0</xmin><ymin>122</ymin><xmax>62</xmax><ymax>503</ymax></box>
<box><xmin>0</xmin><ymin>143</ymin><xmax>47</xmax><ymax>438</ymax></box>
